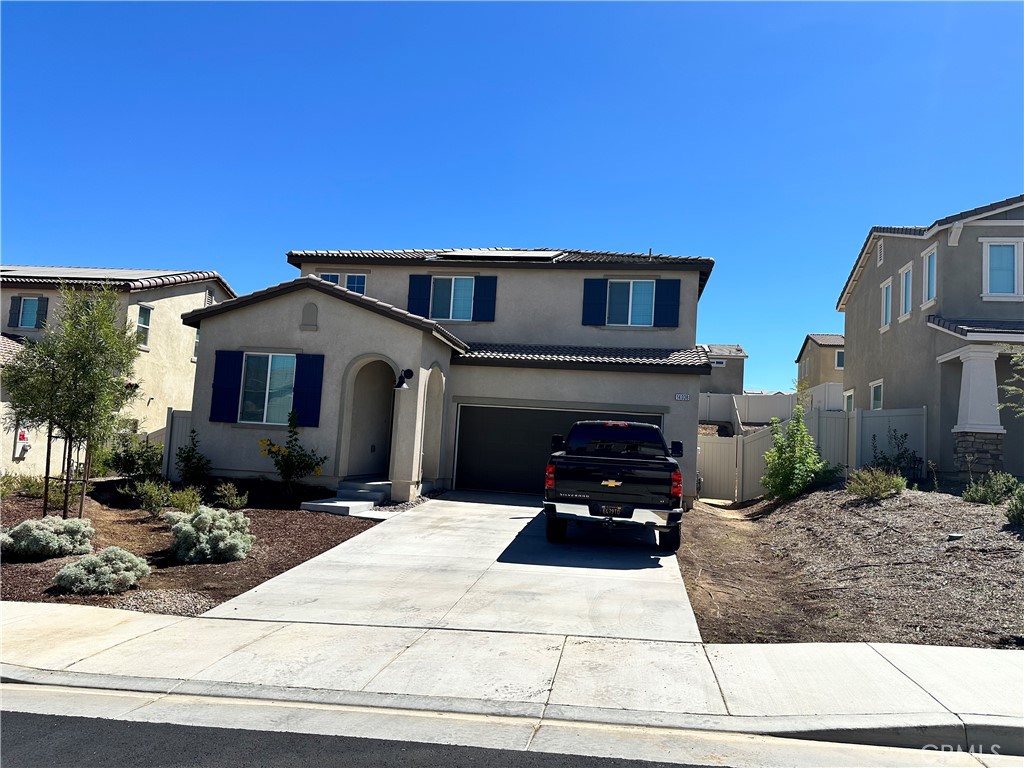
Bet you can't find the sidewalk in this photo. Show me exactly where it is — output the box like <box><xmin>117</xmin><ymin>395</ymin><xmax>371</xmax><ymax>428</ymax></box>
<box><xmin>3</xmin><ymin>600</ymin><xmax>1022</xmax><ymax>758</ymax></box>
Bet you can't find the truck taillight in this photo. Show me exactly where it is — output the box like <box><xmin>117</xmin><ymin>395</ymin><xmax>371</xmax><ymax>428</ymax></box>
<box><xmin>545</xmin><ymin>463</ymin><xmax>556</xmax><ymax>490</ymax></box>
<box><xmin>671</xmin><ymin>470</ymin><xmax>682</xmax><ymax>498</ymax></box>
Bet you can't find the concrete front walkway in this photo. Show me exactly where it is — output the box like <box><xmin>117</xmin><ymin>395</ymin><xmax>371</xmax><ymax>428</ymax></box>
<box><xmin>205</xmin><ymin>492</ymin><xmax>702</xmax><ymax>643</ymax></box>
<box><xmin>2</xmin><ymin>493</ymin><xmax>1022</xmax><ymax>759</ymax></box>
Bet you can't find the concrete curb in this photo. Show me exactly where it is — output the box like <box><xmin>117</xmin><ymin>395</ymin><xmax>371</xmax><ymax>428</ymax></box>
<box><xmin>4</xmin><ymin>662</ymin><xmax>1020</xmax><ymax>756</ymax></box>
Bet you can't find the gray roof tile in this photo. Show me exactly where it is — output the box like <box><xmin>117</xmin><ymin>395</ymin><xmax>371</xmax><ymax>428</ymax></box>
<box><xmin>454</xmin><ymin>342</ymin><xmax>710</xmax><ymax>373</ymax></box>
<box><xmin>0</xmin><ymin>266</ymin><xmax>236</xmax><ymax>298</ymax></box>
<box><xmin>927</xmin><ymin>316</ymin><xmax>1024</xmax><ymax>337</ymax></box>
<box><xmin>0</xmin><ymin>333</ymin><xmax>24</xmax><ymax>365</ymax></box>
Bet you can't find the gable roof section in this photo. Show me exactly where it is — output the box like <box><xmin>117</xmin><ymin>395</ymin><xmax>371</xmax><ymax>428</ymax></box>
<box><xmin>287</xmin><ymin>248</ymin><xmax>715</xmax><ymax>297</ymax></box>
<box><xmin>702</xmin><ymin>343</ymin><xmax>748</xmax><ymax>359</ymax></box>
<box><xmin>453</xmin><ymin>342</ymin><xmax>710</xmax><ymax>375</ymax></box>
<box><xmin>0</xmin><ymin>333</ymin><xmax>24</xmax><ymax>365</ymax></box>
<box><xmin>795</xmin><ymin>333</ymin><xmax>845</xmax><ymax>363</ymax></box>
<box><xmin>836</xmin><ymin>194</ymin><xmax>1024</xmax><ymax>311</ymax></box>
<box><xmin>181</xmin><ymin>275</ymin><xmax>468</xmax><ymax>352</ymax></box>
<box><xmin>0</xmin><ymin>266</ymin><xmax>237</xmax><ymax>298</ymax></box>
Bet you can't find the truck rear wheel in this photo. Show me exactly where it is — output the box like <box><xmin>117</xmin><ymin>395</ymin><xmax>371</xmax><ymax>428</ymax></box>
<box><xmin>545</xmin><ymin>515</ymin><xmax>568</xmax><ymax>544</ymax></box>
<box><xmin>658</xmin><ymin>525</ymin><xmax>681</xmax><ymax>553</ymax></box>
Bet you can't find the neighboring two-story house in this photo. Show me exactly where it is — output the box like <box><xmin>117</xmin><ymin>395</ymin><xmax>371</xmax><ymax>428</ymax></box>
<box><xmin>795</xmin><ymin>334</ymin><xmax>845</xmax><ymax>391</ymax></box>
<box><xmin>700</xmin><ymin>344</ymin><xmax>747</xmax><ymax>395</ymax></box>
<box><xmin>837</xmin><ymin>195</ymin><xmax>1024</xmax><ymax>478</ymax></box>
<box><xmin>1</xmin><ymin>266</ymin><xmax>235</xmax><ymax>473</ymax></box>
<box><xmin>181</xmin><ymin>248</ymin><xmax>714</xmax><ymax>502</ymax></box>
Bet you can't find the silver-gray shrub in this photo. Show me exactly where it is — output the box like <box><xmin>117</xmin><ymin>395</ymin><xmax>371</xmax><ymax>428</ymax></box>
<box><xmin>170</xmin><ymin>505</ymin><xmax>254</xmax><ymax>563</ymax></box>
<box><xmin>53</xmin><ymin>546</ymin><xmax>151</xmax><ymax>594</ymax></box>
<box><xmin>0</xmin><ymin>516</ymin><xmax>95</xmax><ymax>559</ymax></box>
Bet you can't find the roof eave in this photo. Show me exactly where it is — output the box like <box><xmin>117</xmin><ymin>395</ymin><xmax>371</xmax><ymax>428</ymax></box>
<box><xmin>451</xmin><ymin>356</ymin><xmax>712</xmax><ymax>375</ymax></box>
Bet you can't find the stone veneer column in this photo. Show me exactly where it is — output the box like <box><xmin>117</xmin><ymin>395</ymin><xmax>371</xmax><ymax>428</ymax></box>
<box><xmin>952</xmin><ymin>346</ymin><xmax>1006</xmax><ymax>474</ymax></box>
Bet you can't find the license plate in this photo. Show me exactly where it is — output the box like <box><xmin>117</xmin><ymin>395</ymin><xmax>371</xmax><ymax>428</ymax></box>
<box><xmin>599</xmin><ymin>505</ymin><xmax>623</xmax><ymax>516</ymax></box>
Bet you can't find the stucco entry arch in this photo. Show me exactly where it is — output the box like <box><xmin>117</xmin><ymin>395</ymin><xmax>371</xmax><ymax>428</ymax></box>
<box><xmin>337</xmin><ymin>353</ymin><xmax>401</xmax><ymax>480</ymax></box>
<box><xmin>421</xmin><ymin>364</ymin><xmax>446</xmax><ymax>484</ymax></box>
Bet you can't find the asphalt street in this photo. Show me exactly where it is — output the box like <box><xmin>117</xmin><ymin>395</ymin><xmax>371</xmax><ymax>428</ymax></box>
<box><xmin>0</xmin><ymin>712</ymin><xmax>694</xmax><ymax>768</ymax></box>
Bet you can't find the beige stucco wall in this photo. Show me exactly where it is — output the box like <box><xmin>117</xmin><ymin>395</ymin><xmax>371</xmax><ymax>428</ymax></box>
<box><xmin>797</xmin><ymin>343</ymin><xmax>844</xmax><ymax>389</ymax></box>
<box><xmin>441</xmin><ymin>365</ymin><xmax>703</xmax><ymax>499</ymax></box>
<box><xmin>297</xmin><ymin>262</ymin><xmax>701</xmax><ymax>348</ymax></box>
<box><xmin>703</xmin><ymin>356</ymin><xmax>745</xmax><ymax>394</ymax></box>
<box><xmin>187</xmin><ymin>288</ymin><xmax>452</xmax><ymax>499</ymax></box>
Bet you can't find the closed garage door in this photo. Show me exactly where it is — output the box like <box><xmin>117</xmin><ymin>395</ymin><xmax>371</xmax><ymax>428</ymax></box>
<box><xmin>454</xmin><ymin>405</ymin><xmax>663</xmax><ymax>493</ymax></box>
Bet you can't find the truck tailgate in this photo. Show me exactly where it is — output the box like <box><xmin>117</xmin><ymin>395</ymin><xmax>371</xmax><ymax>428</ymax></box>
<box><xmin>553</xmin><ymin>456</ymin><xmax>676</xmax><ymax>507</ymax></box>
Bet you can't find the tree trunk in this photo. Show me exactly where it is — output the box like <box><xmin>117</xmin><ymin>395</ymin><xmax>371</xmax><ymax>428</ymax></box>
<box><xmin>42</xmin><ymin>422</ymin><xmax>54</xmax><ymax>517</ymax></box>
<box><xmin>78</xmin><ymin>442</ymin><xmax>93</xmax><ymax>518</ymax></box>
<box><xmin>62</xmin><ymin>434</ymin><xmax>74</xmax><ymax>519</ymax></box>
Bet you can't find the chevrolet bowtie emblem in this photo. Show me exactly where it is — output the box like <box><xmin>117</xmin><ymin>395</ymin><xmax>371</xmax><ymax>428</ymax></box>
<box><xmin>601</xmin><ymin>480</ymin><xmax>623</xmax><ymax>487</ymax></box>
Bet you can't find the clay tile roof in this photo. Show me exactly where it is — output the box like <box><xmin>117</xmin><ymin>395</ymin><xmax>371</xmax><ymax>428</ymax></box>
<box><xmin>795</xmin><ymin>333</ymin><xmax>845</xmax><ymax>363</ymax></box>
<box><xmin>454</xmin><ymin>342</ymin><xmax>710</xmax><ymax>374</ymax></box>
<box><xmin>0</xmin><ymin>333</ymin><xmax>24</xmax><ymax>365</ymax></box>
<box><xmin>927</xmin><ymin>315</ymin><xmax>1024</xmax><ymax>337</ymax></box>
<box><xmin>0</xmin><ymin>265</ymin><xmax>236</xmax><ymax>298</ymax></box>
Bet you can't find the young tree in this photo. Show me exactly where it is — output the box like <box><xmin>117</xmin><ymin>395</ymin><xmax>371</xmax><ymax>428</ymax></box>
<box><xmin>761</xmin><ymin>404</ymin><xmax>826</xmax><ymax>501</ymax></box>
<box><xmin>1000</xmin><ymin>347</ymin><xmax>1024</xmax><ymax>419</ymax></box>
<box><xmin>2</xmin><ymin>285</ymin><xmax>140</xmax><ymax>517</ymax></box>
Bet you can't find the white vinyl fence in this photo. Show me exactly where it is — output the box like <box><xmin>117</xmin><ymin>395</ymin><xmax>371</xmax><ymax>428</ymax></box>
<box><xmin>697</xmin><ymin>407</ymin><xmax>927</xmax><ymax>503</ymax></box>
<box><xmin>161</xmin><ymin>408</ymin><xmax>194</xmax><ymax>481</ymax></box>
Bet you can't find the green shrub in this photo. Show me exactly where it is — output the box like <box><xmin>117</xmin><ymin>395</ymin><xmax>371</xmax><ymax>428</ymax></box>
<box><xmin>89</xmin><ymin>444</ymin><xmax>115</xmax><ymax>478</ymax></box>
<box><xmin>1006</xmin><ymin>486</ymin><xmax>1024</xmax><ymax>526</ymax></box>
<box><xmin>870</xmin><ymin>427</ymin><xmax>921</xmax><ymax>479</ymax></box>
<box><xmin>761</xmin><ymin>405</ymin><xmax>827</xmax><ymax>501</ymax></box>
<box><xmin>175</xmin><ymin>429</ymin><xmax>211</xmax><ymax>487</ymax></box>
<box><xmin>213</xmin><ymin>481</ymin><xmax>248</xmax><ymax>510</ymax></box>
<box><xmin>129</xmin><ymin>479</ymin><xmax>172</xmax><ymax>515</ymax></box>
<box><xmin>962</xmin><ymin>471</ymin><xmax>1020</xmax><ymax>506</ymax></box>
<box><xmin>170</xmin><ymin>505</ymin><xmax>255</xmax><ymax>563</ymax></box>
<box><xmin>0</xmin><ymin>516</ymin><xmax>95</xmax><ymax>559</ymax></box>
<box><xmin>18</xmin><ymin>475</ymin><xmax>47</xmax><ymax>498</ymax></box>
<box><xmin>846</xmin><ymin>467</ymin><xmax>906</xmax><ymax>501</ymax></box>
<box><xmin>169</xmin><ymin>486</ymin><xmax>203</xmax><ymax>515</ymax></box>
<box><xmin>0</xmin><ymin>472</ymin><xmax>18</xmax><ymax>499</ymax></box>
<box><xmin>53</xmin><ymin>546</ymin><xmax>150</xmax><ymax>594</ymax></box>
<box><xmin>110</xmin><ymin>433</ymin><xmax>163</xmax><ymax>478</ymax></box>
<box><xmin>258</xmin><ymin>412</ymin><xmax>327</xmax><ymax>490</ymax></box>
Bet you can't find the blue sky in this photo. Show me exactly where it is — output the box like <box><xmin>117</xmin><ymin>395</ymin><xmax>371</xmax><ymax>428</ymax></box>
<box><xmin>3</xmin><ymin>2</ymin><xmax>1022</xmax><ymax>392</ymax></box>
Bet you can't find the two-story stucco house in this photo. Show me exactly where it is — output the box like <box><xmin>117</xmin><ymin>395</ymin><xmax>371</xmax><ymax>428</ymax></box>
<box><xmin>837</xmin><ymin>195</ymin><xmax>1024</xmax><ymax>478</ymax></box>
<box><xmin>795</xmin><ymin>334</ymin><xmax>845</xmax><ymax>391</ymax></box>
<box><xmin>181</xmin><ymin>248</ymin><xmax>714</xmax><ymax>502</ymax></box>
<box><xmin>1</xmin><ymin>266</ymin><xmax>235</xmax><ymax>473</ymax></box>
<box><xmin>701</xmin><ymin>344</ymin><xmax>747</xmax><ymax>395</ymax></box>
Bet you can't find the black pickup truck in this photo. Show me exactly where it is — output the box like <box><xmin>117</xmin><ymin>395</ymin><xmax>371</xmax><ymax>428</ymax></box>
<box><xmin>543</xmin><ymin>420</ymin><xmax>685</xmax><ymax>552</ymax></box>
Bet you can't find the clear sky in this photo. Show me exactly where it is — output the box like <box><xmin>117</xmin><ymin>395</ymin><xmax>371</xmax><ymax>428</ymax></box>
<box><xmin>3</xmin><ymin>2</ymin><xmax>1022</xmax><ymax>392</ymax></box>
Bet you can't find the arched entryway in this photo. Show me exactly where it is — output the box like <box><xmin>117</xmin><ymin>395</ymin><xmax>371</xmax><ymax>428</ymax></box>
<box><xmin>421</xmin><ymin>366</ymin><xmax>445</xmax><ymax>483</ymax></box>
<box><xmin>346</xmin><ymin>359</ymin><xmax>394</xmax><ymax>479</ymax></box>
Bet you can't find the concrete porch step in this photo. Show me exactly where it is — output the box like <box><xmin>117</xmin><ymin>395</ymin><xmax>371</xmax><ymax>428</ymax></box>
<box><xmin>299</xmin><ymin>499</ymin><xmax>376</xmax><ymax>516</ymax></box>
<box><xmin>335</xmin><ymin>480</ymin><xmax>391</xmax><ymax>505</ymax></box>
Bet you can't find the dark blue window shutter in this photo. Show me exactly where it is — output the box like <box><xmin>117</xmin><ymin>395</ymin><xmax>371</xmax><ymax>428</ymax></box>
<box><xmin>210</xmin><ymin>350</ymin><xmax>244</xmax><ymax>423</ymax></box>
<box><xmin>8</xmin><ymin>297</ymin><xmax>22</xmax><ymax>328</ymax></box>
<box><xmin>293</xmin><ymin>354</ymin><xmax>325</xmax><ymax>428</ymax></box>
<box><xmin>35</xmin><ymin>297</ymin><xmax>48</xmax><ymax>328</ymax></box>
<box><xmin>471</xmin><ymin>276</ymin><xmax>497</xmax><ymax>322</ymax></box>
<box><xmin>653</xmin><ymin>279</ymin><xmax>680</xmax><ymax>328</ymax></box>
<box><xmin>582</xmin><ymin>279</ymin><xmax>608</xmax><ymax>326</ymax></box>
<box><xmin>408</xmin><ymin>275</ymin><xmax>432</xmax><ymax>317</ymax></box>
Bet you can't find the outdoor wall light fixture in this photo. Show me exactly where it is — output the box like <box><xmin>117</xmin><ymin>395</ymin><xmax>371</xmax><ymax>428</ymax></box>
<box><xmin>394</xmin><ymin>369</ymin><xmax>415</xmax><ymax>390</ymax></box>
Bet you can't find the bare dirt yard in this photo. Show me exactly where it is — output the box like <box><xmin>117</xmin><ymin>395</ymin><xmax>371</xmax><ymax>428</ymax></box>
<box><xmin>678</xmin><ymin>487</ymin><xmax>1024</xmax><ymax>649</ymax></box>
<box><xmin>1</xmin><ymin>480</ymin><xmax>377</xmax><ymax>616</ymax></box>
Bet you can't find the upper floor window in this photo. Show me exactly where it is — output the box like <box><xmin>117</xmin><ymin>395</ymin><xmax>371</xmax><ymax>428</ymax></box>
<box><xmin>136</xmin><ymin>305</ymin><xmax>152</xmax><ymax>347</ymax></box>
<box><xmin>240</xmin><ymin>353</ymin><xmax>295</xmax><ymax>424</ymax></box>
<box><xmin>880</xmin><ymin>278</ymin><xmax>892</xmax><ymax>331</ymax></box>
<box><xmin>318</xmin><ymin>273</ymin><xmax>340</xmax><ymax>285</ymax></box>
<box><xmin>870</xmin><ymin>379</ymin><xmax>884</xmax><ymax>411</ymax></box>
<box><xmin>835</xmin><ymin>350</ymin><xmax>844</xmax><ymax>370</ymax></box>
<box><xmin>430</xmin><ymin>276</ymin><xmax>474</xmax><ymax>321</ymax></box>
<box><xmin>981</xmin><ymin>239</ymin><xmax>1024</xmax><ymax>300</ymax></box>
<box><xmin>899</xmin><ymin>263</ymin><xmax>912</xmax><ymax>320</ymax></box>
<box><xmin>8</xmin><ymin>296</ymin><xmax>48</xmax><ymax>330</ymax></box>
<box><xmin>345</xmin><ymin>274</ymin><xmax>367</xmax><ymax>294</ymax></box>
<box><xmin>17</xmin><ymin>297</ymin><xmax>39</xmax><ymax>328</ymax></box>
<box><xmin>710</xmin><ymin>359</ymin><xmax>726</xmax><ymax>367</ymax></box>
<box><xmin>193</xmin><ymin>329</ymin><xmax>200</xmax><ymax>362</ymax></box>
<box><xmin>922</xmin><ymin>246</ymin><xmax>937</xmax><ymax>306</ymax></box>
<box><xmin>607</xmin><ymin>280</ymin><xmax>655</xmax><ymax>326</ymax></box>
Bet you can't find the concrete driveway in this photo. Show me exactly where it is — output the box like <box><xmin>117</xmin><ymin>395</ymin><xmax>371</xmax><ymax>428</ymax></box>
<box><xmin>204</xmin><ymin>492</ymin><xmax>702</xmax><ymax>643</ymax></box>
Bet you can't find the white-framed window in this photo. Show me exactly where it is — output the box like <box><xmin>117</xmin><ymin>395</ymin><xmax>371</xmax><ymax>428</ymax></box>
<box><xmin>136</xmin><ymin>305</ymin><xmax>152</xmax><ymax>347</ymax></box>
<box><xmin>710</xmin><ymin>359</ymin><xmax>726</xmax><ymax>367</ymax></box>
<box><xmin>880</xmin><ymin>278</ymin><xmax>892</xmax><ymax>331</ymax></box>
<box><xmin>318</xmin><ymin>273</ymin><xmax>341</xmax><ymax>285</ymax></box>
<box><xmin>192</xmin><ymin>330</ymin><xmax>200</xmax><ymax>362</ymax></box>
<box><xmin>835</xmin><ymin>350</ymin><xmax>845</xmax><ymax>370</ymax></box>
<box><xmin>17</xmin><ymin>297</ymin><xmax>40</xmax><ymax>328</ymax></box>
<box><xmin>345</xmin><ymin>274</ymin><xmax>367</xmax><ymax>294</ymax></box>
<box><xmin>898</xmin><ymin>262</ymin><xmax>913</xmax><ymax>320</ymax></box>
<box><xmin>844</xmin><ymin>389</ymin><xmax>855</xmax><ymax>413</ymax></box>
<box><xmin>607</xmin><ymin>279</ymin><xmax>655</xmax><ymax>326</ymax></box>
<box><xmin>876</xmin><ymin>240</ymin><xmax>884</xmax><ymax>266</ymax></box>
<box><xmin>430</xmin><ymin>276</ymin><xmax>474</xmax><ymax>321</ymax></box>
<box><xmin>869</xmin><ymin>379</ymin><xmax>884</xmax><ymax>411</ymax></box>
<box><xmin>921</xmin><ymin>246</ymin><xmax>937</xmax><ymax>307</ymax></box>
<box><xmin>239</xmin><ymin>353</ymin><xmax>296</xmax><ymax>424</ymax></box>
<box><xmin>981</xmin><ymin>238</ymin><xmax>1024</xmax><ymax>300</ymax></box>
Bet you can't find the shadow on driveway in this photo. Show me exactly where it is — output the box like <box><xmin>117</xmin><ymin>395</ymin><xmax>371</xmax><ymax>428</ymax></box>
<box><xmin>497</xmin><ymin>513</ymin><xmax>666</xmax><ymax>572</ymax></box>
